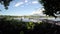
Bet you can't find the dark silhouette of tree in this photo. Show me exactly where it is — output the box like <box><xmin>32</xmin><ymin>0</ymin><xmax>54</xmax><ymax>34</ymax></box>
<box><xmin>39</xmin><ymin>0</ymin><xmax>60</xmax><ymax>18</ymax></box>
<box><xmin>0</xmin><ymin>0</ymin><xmax>12</xmax><ymax>10</ymax></box>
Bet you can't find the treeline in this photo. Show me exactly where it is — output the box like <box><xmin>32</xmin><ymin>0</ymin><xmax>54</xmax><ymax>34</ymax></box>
<box><xmin>0</xmin><ymin>15</ymin><xmax>22</xmax><ymax>18</ymax></box>
<box><xmin>0</xmin><ymin>17</ymin><xmax>60</xmax><ymax>34</ymax></box>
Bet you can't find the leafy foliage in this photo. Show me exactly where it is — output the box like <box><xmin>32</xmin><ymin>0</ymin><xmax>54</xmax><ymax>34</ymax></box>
<box><xmin>39</xmin><ymin>0</ymin><xmax>60</xmax><ymax>18</ymax></box>
<box><xmin>0</xmin><ymin>17</ymin><xmax>60</xmax><ymax>34</ymax></box>
<box><xmin>26</xmin><ymin>22</ymin><xmax>35</xmax><ymax>29</ymax></box>
<box><xmin>0</xmin><ymin>0</ymin><xmax>12</xmax><ymax>10</ymax></box>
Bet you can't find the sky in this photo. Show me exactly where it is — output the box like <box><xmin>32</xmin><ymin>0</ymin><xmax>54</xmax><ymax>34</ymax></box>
<box><xmin>0</xmin><ymin>0</ymin><xmax>44</xmax><ymax>16</ymax></box>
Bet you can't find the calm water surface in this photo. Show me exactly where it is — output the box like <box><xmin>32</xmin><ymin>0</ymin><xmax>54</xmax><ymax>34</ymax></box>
<box><xmin>14</xmin><ymin>18</ymin><xmax>60</xmax><ymax>22</ymax></box>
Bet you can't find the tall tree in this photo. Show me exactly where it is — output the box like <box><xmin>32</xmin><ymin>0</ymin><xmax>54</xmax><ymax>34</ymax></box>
<box><xmin>0</xmin><ymin>0</ymin><xmax>12</xmax><ymax>10</ymax></box>
<box><xmin>39</xmin><ymin>0</ymin><xmax>60</xmax><ymax>18</ymax></box>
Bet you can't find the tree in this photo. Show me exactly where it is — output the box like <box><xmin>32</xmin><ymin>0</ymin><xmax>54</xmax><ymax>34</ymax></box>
<box><xmin>0</xmin><ymin>0</ymin><xmax>12</xmax><ymax>10</ymax></box>
<box><xmin>39</xmin><ymin>0</ymin><xmax>60</xmax><ymax>18</ymax></box>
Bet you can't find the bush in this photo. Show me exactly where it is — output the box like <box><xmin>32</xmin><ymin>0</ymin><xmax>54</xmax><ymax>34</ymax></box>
<box><xmin>0</xmin><ymin>18</ymin><xmax>60</xmax><ymax>34</ymax></box>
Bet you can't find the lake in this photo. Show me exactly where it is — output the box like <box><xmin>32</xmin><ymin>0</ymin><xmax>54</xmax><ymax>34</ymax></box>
<box><xmin>14</xmin><ymin>17</ymin><xmax>60</xmax><ymax>22</ymax></box>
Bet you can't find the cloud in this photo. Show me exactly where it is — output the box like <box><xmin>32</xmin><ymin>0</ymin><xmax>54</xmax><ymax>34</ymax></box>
<box><xmin>25</xmin><ymin>0</ymin><xmax>28</xmax><ymax>3</ymax></box>
<box><xmin>32</xmin><ymin>1</ymin><xmax>38</xmax><ymax>4</ymax></box>
<box><xmin>31</xmin><ymin>8</ymin><xmax>45</xmax><ymax>16</ymax></box>
<box><xmin>15</xmin><ymin>2</ymin><xmax>24</xmax><ymax>7</ymax></box>
<box><xmin>21</xmin><ymin>6</ymin><xmax>24</xmax><ymax>7</ymax></box>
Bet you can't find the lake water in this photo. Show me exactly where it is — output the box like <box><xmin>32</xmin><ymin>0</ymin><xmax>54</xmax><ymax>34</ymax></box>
<box><xmin>14</xmin><ymin>18</ymin><xmax>60</xmax><ymax>22</ymax></box>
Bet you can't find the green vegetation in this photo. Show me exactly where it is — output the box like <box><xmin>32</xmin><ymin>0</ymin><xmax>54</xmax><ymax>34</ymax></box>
<box><xmin>39</xmin><ymin>0</ymin><xmax>60</xmax><ymax>18</ymax></box>
<box><xmin>0</xmin><ymin>0</ymin><xmax>12</xmax><ymax>10</ymax></box>
<box><xmin>0</xmin><ymin>15</ymin><xmax>56</xmax><ymax>19</ymax></box>
<box><xmin>0</xmin><ymin>17</ymin><xmax>60</xmax><ymax>34</ymax></box>
<box><xmin>0</xmin><ymin>0</ymin><xmax>60</xmax><ymax>34</ymax></box>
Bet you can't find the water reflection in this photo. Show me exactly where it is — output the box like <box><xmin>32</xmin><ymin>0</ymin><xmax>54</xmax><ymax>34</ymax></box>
<box><xmin>14</xmin><ymin>17</ymin><xmax>60</xmax><ymax>22</ymax></box>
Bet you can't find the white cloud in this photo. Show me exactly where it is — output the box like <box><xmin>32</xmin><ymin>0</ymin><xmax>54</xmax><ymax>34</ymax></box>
<box><xmin>31</xmin><ymin>8</ymin><xmax>45</xmax><ymax>16</ymax></box>
<box><xmin>25</xmin><ymin>0</ymin><xmax>28</xmax><ymax>3</ymax></box>
<box><xmin>15</xmin><ymin>2</ymin><xmax>24</xmax><ymax>7</ymax></box>
<box><xmin>32</xmin><ymin>1</ymin><xmax>38</xmax><ymax>4</ymax></box>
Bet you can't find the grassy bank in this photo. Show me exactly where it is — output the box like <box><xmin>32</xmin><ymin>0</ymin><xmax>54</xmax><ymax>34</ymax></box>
<box><xmin>0</xmin><ymin>17</ymin><xmax>60</xmax><ymax>34</ymax></box>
